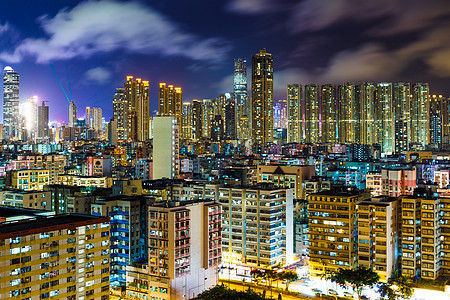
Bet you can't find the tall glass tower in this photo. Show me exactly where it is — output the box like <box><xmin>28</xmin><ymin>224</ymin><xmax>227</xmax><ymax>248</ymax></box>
<box><xmin>3</xmin><ymin>66</ymin><xmax>19</xmax><ymax>138</ymax></box>
<box><xmin>234</xmin><ymin>58</ymin><xmax>250</xmax><ymax>140</ymax></box>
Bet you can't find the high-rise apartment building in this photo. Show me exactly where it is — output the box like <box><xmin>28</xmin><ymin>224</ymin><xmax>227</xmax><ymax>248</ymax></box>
<box><xmin>201</xmin><ymin>99</ymin><xmax>214</xmax><ymax>138</ymax></box>
<box><xmin>305</xmin><ymin>84</ymin><xmax>320</xmax><ymax>143</ymax></box>
<box><xmin>234</xmin><ymin>58</ymin><xmax>250</xmax><ymax>140</ymax></box>
<box><xmin>251</xmin><ymin>49</ymin><xmax>274</xmax><ymax>144</ymax></box>
<box><xmin>3</xmin><ymin>66</ymin><xmax>19</xmax><ymax>138</ymax></box>
<box><xmin>153</xmin><ymin>116</ymin><xmax>179</xmax><ymax>179</ymax></box>
<box><xmin>192</xmin><ymin>99</ymin><xmax>202</xmax><ymax>141</ymax></box>
<box><xmin>92</xmin><ymin>107</ymin><xmax>102</xmax><ymax>134</ymax></box>
<box><xmin>357</xmin><ymin>197</ymin><xmax>398</xmax><ymax>282</ymax></box>
<box><xmin>411</xmin><ymin>83</ymin><xmax>430</xmax><ymax>148</ymax></box>
<box><xmin>308</xmin><ymin>189</ymin><xmax>369</xmax><ymax>277</ymax></box>
<box><xmin>287</xmin><ymin>84</ymin><xmax>303</xmax><ymax>143</ymax></box>
<box><xmin>159</xmin><ymin>83</ymin><xmax>182</xmax><ymax>131</ymax></box>
<box><xmin>68</xmin><ymin>100</ymin><xmax>77</xmax><ymax>128</ymax></box>
<box><xmin>400</xmin><ymin>193</ymin><xmax>442</xmax><ymax>280</ymax></box>
<box><xmin>429</xmin><ymin>94</ymin><xmax>445</xmax><ymax>148</ymax></box>
<box><xmin>23</xmin><ymin>96</ymin><xmax>38</xmax><ymax>140</ymax></box>
<box><xmin>125</xmin><ymin>76</ymin><xmax>150</xmax><ymax>141</ymax></box>
<box><xmin>134</xmin><ymin>200</ymin><xmax>221</xmax><ymax>300</ymax></box>
<box><xmin>85</xmin><ymin>106</ymin><xmax>92</xmax><ymax>128</ymax></box>
<box><xmin>338</xmin><ymin>83</ymin><xmax>359</xmax><ymax>143</ymax></box>
<box><xmin>393</xmin><ymin>83</ymin><xmax>411</xmax><ymax>152</ymax></box>
<box><xmin>224</xmin><ymin>96</ymin><xmax>236</xmax><ymax>140</ymax></box>
<box><xmin>220</xmin><ymin>185</ymin><xmax>294</xmax><ymax>267</ymax></box>
<box><xmin>357</xmin><ymin>82</ymin><xmax>376</xmax><ymax>145</ymax></box>
<box><xmin>37</xmin><ymin>101</ymin><xmax>49</xmax><ymax>141</ymax></box>
<box><xmin>321</xmin><ymin>84</ymin><xmax>337</xmax><ymax>143</ymax></box>
<box><xmin>376</xmin><ymin>83</ymin><xmax>394</xmax><ymax>154</ymax></box>
<box><xmin>0</xmin><ymin>207</ymin><xmax>111</xmax><ymax>300</ymax></box>
<box><xmin>182</xmin><ymin>102</ymin><xmax>193</xmax><ymax>140</ymax></box>
<box><xmin>113</xmin><ymin>87</ymin><xmax>127</xmax><ymax>141</ymax></box>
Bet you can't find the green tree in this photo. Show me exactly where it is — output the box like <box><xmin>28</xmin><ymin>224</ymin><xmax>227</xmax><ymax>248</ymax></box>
<box><xmin>378</xmin><ymin>271</ymin><xmax>414</xmax><ymax>300</ymax></box>
<box><xmin>195</xmin><ymin>284</ymin><xmax>267</xmax><ymax>299</ymax></box>
<box><xmin>322</xmin><ymin>266</ymin><xmax>380</xmax><ymax>300</ymax></box>
<box><xmin>251</xmin><ymin>269</ymin><xmax>264</xmax><ymax>285</ymax></box>
<box><xmin>279</xmin><ymin>270</ymin><xmax>298</xmax><ymax>291</ymax></box>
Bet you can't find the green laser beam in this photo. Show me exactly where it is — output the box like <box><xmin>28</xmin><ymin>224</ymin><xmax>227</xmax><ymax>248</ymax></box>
<box><xmin>50</xmin><ymin>63</ymin><xmax>71</xmax><ymax>104</ymax></box>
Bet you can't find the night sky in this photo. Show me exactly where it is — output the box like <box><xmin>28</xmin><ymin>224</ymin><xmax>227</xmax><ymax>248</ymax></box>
<box><xmin>1</xmin><ymin>0</ymin><xmax>450</xmax><ymax>123</ymax></box>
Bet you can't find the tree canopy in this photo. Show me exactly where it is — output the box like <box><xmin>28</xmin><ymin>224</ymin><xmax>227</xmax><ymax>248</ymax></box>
<box><xmin>322</xmin><ymin>266</ymin><xmax>380</xmax><ymax>299</ymax></box>
<box><xmin>378</xmin><ymin>270</ymin><xmax>414</xmax><ymax>300</ymax></box>
<box><xmin>195</xmin><ymin>284</ymin><xmax>267</xmax><ymax>300</ymax></box>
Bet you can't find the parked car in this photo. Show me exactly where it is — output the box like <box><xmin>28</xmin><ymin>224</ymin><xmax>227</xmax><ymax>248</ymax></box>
<box><xmin>343</xmin><ymin>291</ymin><xmax>354</xmax><ymax>298</ymax></box>
<box><xmin>328</xmin><ymin>289</ymin><xmax>338</xmax><ymax>296</ymax></box>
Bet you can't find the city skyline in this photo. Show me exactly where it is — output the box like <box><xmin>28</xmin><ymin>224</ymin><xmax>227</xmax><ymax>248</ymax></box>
<box><xmin>1</xmin><ymin>0</ymin><xmax>450</xmax><ymax>122</ymax></box>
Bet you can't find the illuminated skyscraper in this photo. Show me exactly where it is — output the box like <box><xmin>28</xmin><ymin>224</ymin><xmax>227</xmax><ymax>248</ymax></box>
<box><xmin>224</xmin><ymin>95</ymin><xmax>236</xmax><ymax>140</ymax></box>
<box><xmin>159</xmin><ymin>83</ymin><xmax>182</xmax><ymax>131</ymax></box>
<box><xmin>85</xmin><ymin>106</ymin><xmax>92</xmax><ymax>128</ymax></box>
<box><xmin>321</xmin><ymin>84</ymin><xmax>337</xmax><ymax>143</ymax></box>
<box><xmin>429</xmin><ymin>95</ymin><xmax>445</xmax><ymax>148</ymax></box>
<box><xmin>92</xmin><ymin>107</ymin><xmax>102</xmax><ymax>134</ymax></box>
<box><xmin>182</xmin><ymin>102</ymin><xmax>193</xmax><ymax>140</ymax></box>
<box><xmin>356</xmin><ymin>82</ymin><xmax>376</xmax><ymax>145</ymax></box>
<box><xmin>376</xmin><ymin>83</ymin><xmax>394</xmax><ymax>154</ymax></box>
<box><xmin>287</xmin><ymin>84</ymin><xmax>303</xmax><ymax>143</ymax></box>
<box><xmin>22</xmin><ymin>96</ymin><xmax>38</xmax><ymax>140</ymax></box>
<box><xmin>37</xmin><ymin>101</ymin><xmax>49</xmax><ymax>141</ymax></box>
<box><xmin>153</xmin><ymin>116</ymin><xmax>179</xmax><ymax>179</ymax></box>
<box><xmin>192</xmin><ymin>99</ymin><xmax>202</xmax><ymax>141</ymax></box>
<box><xmin>305</xmin><ymin>84</ymin><xmax>320</xmax><ymax>143</ymax></box>
<box><xmin>113</xmin><ymin>88</ymin><xmax>127</xmax><ymax>141</ymax></box>
<box><xmin>234</xmin><ymin>58</ymin><xmax>250</xmax><ymax>140</ymax></box>
<box><xmin>251</xmin><ymin>49</ymin><xmax>274</xmax><ymax>144</ymax></box>
<box><xmin>393</xmin><ymin>83</ymin><xmax>411</xmax><ymax>152</ymax></box>
<box><xmin>201</xmin><ymin>99</ymin><xmax>214</xmax><ymax>138</ymax></box>
<box><xmin>125</xmin><ymin>76</ymin><xmax>150</xmax><ymax>141</ymax></box>
<box><xmin>338</xmin><ymin>83</ymin><xmax>359</xmax><ymax>143</ymax></box>
<box><xmin>68</xmin><ymin>100</ymin><xmax>77</xmax><ymax>127</ymax></box>
<box><xmin>411</xmin><ymin>83</ymin><xmax>430</xmax><ymax>148</ymax></box>
<box><xmin>3</xmin><ymin>66</ymin><xmax>19</xmax><ymax>138</ymax></box>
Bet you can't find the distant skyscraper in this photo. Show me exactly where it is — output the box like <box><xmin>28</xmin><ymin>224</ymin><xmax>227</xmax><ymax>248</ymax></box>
<box><xmin>287</xmin><ymin>84</ymin><xmax>303</xmax><ymax>143</ymax></box>
<box><xmin>305</xmin><ymin>84</ymin><xmax>320</xmax><ymax>143</ymax></box>
<box><xmin>321</xmin><ymin>84</ymin><xmax>337</xmax><ymax>143</ymax></box>
<box><xmin>125</xmin><ymin>76</ymin><xmax>150</xmax><ymax>141</ymax></box>
<box><xmin>201</xmin><ymin>99</ymin><xmax>214</xmax><ymax>138</ymax></box>
<box><xmin>251</xmin><ymin>49</ymin><xmax>274</xmax><ymax>144</ymax></box>
<box><xmin>192</xmin><ymin>99</ymin><xmax>202</xmax><ymax>141</ymax></box>
<box><xmin>338</xmin><ymin>83</ymin><xmax>359</xmax><ymax>143</ymax></box>
<box><xmin>224</xmin><ymin>95</ymin><xmax>236</xmax><ymax>140</ymax></box>
<box><xmin>376</xmin><ymin>83</ymin><xmax>394</xmax><ymax>154</ymax></box>
<box><xmin>113</xmin><ymin>88</ymin><xmax>127</xmax><ymax>141</ymax></box>
<box><xmin>393</xmin><ymin>83</ymin><xmax>411</xmax><ymax>152</ymax></box>
<box><xmin>357</xmin><ymin>82</ymin><xmax>376</xmax><ymax>145</ymax></box>
<box><xmin>159</xmin><ymin>83</ymin><xmax>182</xmax><ymax>130</ymax></box>
<box><xmin>23</xmin><ymin>96</ymin><xmax>38</xmax><ymax>140</ymax></box>
<box><xmin>429</xmin><ymin>94</ymin><xmax>444</xmax><ymax>148</ymax></box>
<box><xmin>182</xmin><ymin>102</ymin><xmax>193</xmax><ymax>140</ymax></box>
<box><xmin>85</xmin><ymin>106</ymin><xmax>92</xmax><ymax>128</ymax></box>
<box><xmin>68</xmin><ymin>100</ymin><xmax>77</xmax><ymax>127</ymax></box>
<box><xmin>234</xmin><ymin>58</ymin><xmax>250</xmax><ymax>140</ymax></box>
<box><xmin>37</xmin><ymin>101</ymin><xmax>49</xmax><ymax>141</ymax></box>
<box><xmin>411</xmin><ymin>83</ymin><xmax>430</xmax><ymax>148</ymax></box>
<box><xmin>3</xmin><ymin>66</ymin><xmax>19</xmax><ymax>138</ymax></box>
<box><xmin>92</xmin><ymin>107</ymin><xmax>102</xmax><ymax>134</ymax></box>
<box><xmin>274</xmin><ymin>99</ymin><xmax>287</xmax><ymax>129</ymax></box>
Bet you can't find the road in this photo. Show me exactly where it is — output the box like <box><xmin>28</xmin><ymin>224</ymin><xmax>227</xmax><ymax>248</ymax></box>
<box><xmin>221</xmin><ymin>280</ymin><xmax>314</xmax><ymax>300</ymax></box>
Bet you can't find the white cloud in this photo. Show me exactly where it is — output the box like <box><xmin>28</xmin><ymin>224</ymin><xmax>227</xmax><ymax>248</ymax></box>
<box><xmin>226</xmin><ymin>0</ymin><xmax>277</xmax><ymax>14</ymax></box>
<box><xmin>85</xmin><ymin>67</ymin><xmax>112</xmax><ymax>84</ymax></box>
<box><xmin>0</xmin><ymin>0</ymin><xmax>231</xmax><ymax>63</ymax></box>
